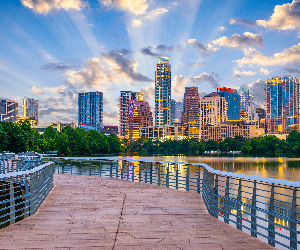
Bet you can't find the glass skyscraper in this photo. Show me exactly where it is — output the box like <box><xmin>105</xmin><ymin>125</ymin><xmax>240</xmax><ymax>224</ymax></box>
<box><xmin>217</xmin><ymin>87</ymin><xmax>240</xmax><ymax>121</ymax></box>
<box><xmin>23</xmin><ymin>96</ymin><xmax>39</xmax><ymax>125</ymax></box>
<box><xmin>155</xmin><ymin>56</ymin><xmax>171</xmax><ymax>126</ymax></box>
<box><xmin>238</xmin><ymin>84</ymin><xmax>256</xmax><ymax>124</ymax></box>
<box><xmin>266</xmin><ymin>76</ymin><xmax>299</xmax><ymax>134</ymax></box>
<box><xmin>78</xmin><ymin>91</ymin><xmax>103</xmax><ymax>132</ymax></box>
<box><xmin>0</xmin><ymin>99</ymin><xmax>18</xmax><ymax>122</ymax></box>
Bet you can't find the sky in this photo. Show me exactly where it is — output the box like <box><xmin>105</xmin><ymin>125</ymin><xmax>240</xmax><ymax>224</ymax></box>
<box><xmin>1</xmin><ymin>0</ymin><xmax>300</xmax><ymax>126</ymax></box>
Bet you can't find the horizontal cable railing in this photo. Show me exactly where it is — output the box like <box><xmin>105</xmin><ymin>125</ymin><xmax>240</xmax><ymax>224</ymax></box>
<box><xmin>0</xmin><ymin>154</ymin><xmax>54</xmax><ymax>228</ymax></box>
<box><xmin>50</xmin><ymin>157</ymin><xmax>300</xmax><ymax>250</ymax></box>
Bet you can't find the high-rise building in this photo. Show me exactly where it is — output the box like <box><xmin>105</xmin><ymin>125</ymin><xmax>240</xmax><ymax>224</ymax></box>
<box><xmin>170</xmin><ymin>99</ymin><xmax>176</xmax><ymax>125</ymax></box>
<box><xmin>181</xmin><ymin>87</ymin><xmax>200</xmax><ymax>139</ymax></box>
<box><xmin>155</xmin><ymin>56</ymin><xmax>171</xmax><ymax>126</ymax></box>
<box><xmin>128</xmin><ymin>100</ymin><xmax>153</xmax><ymax>140</ymax></box>
<box><xmin>0</xmin><ymin>99</ymin><xmax>18</xmax><ymax>122</ymax></box>
<box><xmin>217</xmin><ymin>87</ymin><xmax>240</xmax><ymax>121</ymax></box>
<box><xmin>175</xmin><ymin>102</ymin><xmax>183</xmax><ymax>124</ymax></box>
<box><xmin>23</xmin><ymin>96</ymin><xmax>39</xmax><ymax>125</ymax></box>
<box><xmin>119</xmin><ymin>91</ymin><xmax>143</xmax><ymax>138</ymax></box>
<box><xmin>200</xmin><ymin>93</ymin><xmax>228</xmax><ymax>127</ymax></box>
<box><xmin>78</xmin><ymin>91</ymin><xmax>103</xmax><ymax>132</ymax></box>
<box><xmin>266</xmin><ymin>76</ymin><xmax>299</xmax><ymax>134</ymax></box>
<box><xmin>239</xmin><ymin>84</ymin><xmax>256</xmax><ymax>124</ymax></box>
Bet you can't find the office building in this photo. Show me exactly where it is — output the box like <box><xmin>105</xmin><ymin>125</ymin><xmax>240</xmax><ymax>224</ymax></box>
<box><xmin>128</xmin><ymin>100</ymin><xmax>153</xmax><ymax>140</ymax></box>
<box><xmin>266</xmin><ymin>76</ymin><xmax>299</xmax><ymax>134</ymax></box>
<box><xmin>170</xmin><ymin>99</ymin><xmax>176</xmax><ymax>125</ymax></box>
<box><xmin>51</xmin><ymin>122</ymin><xmax>76</xmax><ymax>132</ymax></box>
<box><xmin>175</xmin><ymin>102</ymin><xmax>183</xmax><ymax>124</ymax></box>
<box><xmin>217</xmin><ymin>87</ymin><xmax>240</xmax><ymax>121</ymax></box>
<box><xmin>155</xmin><ymin>56</ymin><xmax>171</xmax><ymax>126</ymax></box>
<box><xmin>181</xmin><ymin>87</ymin><xmax>200</xmax><ymax>139</ymax></box>
<box><xmin>140</xmin><ymin>125</ymin><xmax>187</xmax><ymax>141</ymax></box>
<box><xmin>103</xmin><ymin>126</ymin><xmax>118</xmax><ymax>135</ymax></box>
<box><xmin>239</xmin><ymin>84</ymin><xmax>256</xmax><ymax>124</ymax></box>
<box><xmin>119</xmin><ymin>91</ymin><xmax>143</xmax><ymax>138</ymax></box>
<box><xmin>201</xmin><ymin>122</ymin><xmax>255</xmax><ymax>141</ymax></box>
<box><xmin>0</xmin><ymin>99</ymin><xmax>18</xmax><ymax>122</ymax></box>
<box><xmin>78</xmin><ymin>91</ymin><xmax>103</xmax><ymax>132</ymax></box>
<box><xmin>200</xmin><ymin>93</ymin><xmax>228</xmax><ymax>127</ymax></box>
<box><xmin>23</xmin><ymin>96</ymin><xmax>39</xmax><ymax>125</ymax></box>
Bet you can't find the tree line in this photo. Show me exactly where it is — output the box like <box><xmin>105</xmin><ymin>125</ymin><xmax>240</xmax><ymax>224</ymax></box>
<box><xmin>2</xmin><ymin>120</ymin><xmax>300</xmax><ymax>156</ymax></box>
<box><xmin>0</xmin><ymin>120</ymin><xmax>122</xmax><ymax>156</ymax></box>
<box><xmin>123</xmin><ymin>131</ymin><xmax>300</xmax><ymax>156</ymax></box>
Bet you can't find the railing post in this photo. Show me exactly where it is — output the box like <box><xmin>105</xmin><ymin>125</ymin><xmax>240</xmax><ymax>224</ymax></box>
<box><xmin>89</xmin><ymin>159</ymin><xmax>92</xmax><ymax>176</ymax></box>
<box><xmin>79</xmin><ymin>161</ymin><xmax>82</xmax><ymax>175</ymax></box>
<box><xmin>213</xmin><ymin>174</ymin><xmax>219</xmax><ymax>219</ymax></box>
<box><xmin>126</xmin><ymin>161</ymin><xmax>129</xmax><ymax>180</ymax></box>
<box><xmin>290</xmin><ymin>187</ymin><xmax>297</xmax><ymax>250</ymax></box>
<box><xmin>62</xmin><ymin>158</ymin><xmax>65</xmax><ymax>174</ymax></box>
<box><xmin>251</xmin><ymin>180</ymin><xmax>257</xmax><ymax>238</ymax></box>
<box><xmin>138</xmin><ymin>162</ymin><xmax>142</xmax><ymax>183</ymax></box>
<box><xmin>145</xmin><ymin>162</ymin><xmax>148</xmax><ymax>184</ymax></box>
<box><xmin>110</xmin><ymin>161</ymin><xmax>113</xmax><ymax>177</ymax></box>
<box><xmin>224</xmin><ymin>176</ymin><xmax>230</xmax><ymax>224</ymax></box>
<box><xmin>176</xmin><ymin>164</ymin><xmax>179</xmax><ymax>190</ymax></box>
<box><xmin>24</xmin><ymin>175</ymin><xmax>29</xmax><ymax>218</ymax></box>
<box><xmin>166</xmin><ymin>163</ymin><xmax>170</xmax><ymax>188</ymax></box>
<box><xmin>132</xmin><ymin>162</ymin><xmax>135</xmax><ymax>182</ymax></box>
<box><xmin>9</xmin><ymin>176</ymin><xmax>15</xmax><ymax>224</ymax></box>
<box><xmin>268</xmin><ymin>184</ymin><xmax>275</xmax><ymax>247</ymax></box>
<box><xmin>158</xmin><ymin>163</ymin><xmax>161</xmax><ymax>186</ymax></box>
<box><xmin>99</xmin><ymin>160</ymin><xmax>102</xmax><ymax>177</ymax></box>
<box><xmin>186</xmin><ymin>165</ymin><xmax>190</xmax><ymax>192</ymax></box>
<box><xmin>120</xmin><ymin>161</ymin><xmax>123</xmax><ymax>179</ymax></box>
<box><xmin>150</xmin><ymin>162</ymin><xmax>153</xmax><ymax>184</ymax></box>
<box><xmin>197</xmin><ymin>166</ymin><xmax>201</xmax><ymax>194</ymax></box>
<box><xmin>236</xmin><ymin>178</ymin><xmax>242</xmax><ymax>231</ymax></box>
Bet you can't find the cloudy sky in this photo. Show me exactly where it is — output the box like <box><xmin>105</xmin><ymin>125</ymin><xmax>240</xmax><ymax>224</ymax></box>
<box><xmin>1</xmin><ymin>0</ymin><xmax>300</xmax><ymax>126</ymax></box>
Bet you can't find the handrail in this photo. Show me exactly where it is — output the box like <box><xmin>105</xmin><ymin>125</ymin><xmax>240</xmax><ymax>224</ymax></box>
<box><xmin>0</xmin><ymin>158</ymin><xmax>54</xmax><ymax>228</ymax></box>
<box><xmin>51</xmin><ymin>157</ymin><xmax>299</xmax><ymax>250</ymax></box>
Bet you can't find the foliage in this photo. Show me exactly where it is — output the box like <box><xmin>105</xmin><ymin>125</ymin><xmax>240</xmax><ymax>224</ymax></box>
<box><xmin>0</xmin><ymin>121</ymin><xmax>122</xmax><ymax>156</ymax></box>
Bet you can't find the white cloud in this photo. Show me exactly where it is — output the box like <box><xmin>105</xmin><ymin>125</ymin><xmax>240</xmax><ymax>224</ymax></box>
<box><xmin>132</xmin><ymin>19</ymin><xmax>142</xmax><ymax>27</ymax></box>
<box><xmin>212</xmin><ymin>32</ymin><xmax>263</xmax><ymax>48</ymax></box>
<box><xmin>218</xmin><ymin>26</ymin><xmax>226</xmax><ymax>31</ymax></box>
<box><xmin>260</xmin><ymin>68</ymin><xmax>270</xmax><ymax>75</ymax></box>
<box><xmin>46</xmin><ymin>54</ymin><xmax>53</xmax><ymax>60</ymax></box>
<box><xmin>249</xmin><ymin>79</ymin><xmax>265</xmax><ymax>108</ymax></box>
<box><xmin>65</xmin><ymin>50</ymin><xmax>152</xmax><ymax>88</ymax></box>
<box><xmin>173</xmin><ymin>75</ymin><xmax>189</xmax><ymax>95</ymax></box>
<box><xmin>188</xmin><ymin>39</ymin><xmax>212</xmax><ymax>56</ymax></box>
<box><xmin>99</xmin><ymin>0</ymin><xmax>148</xmax><ymax>15</ymax></box>
<box><xmin>140</xmin><ymin>84</ymin><xmax>155</xmax><ymax>102</ymax></box>
<box><xmin>233</xmin><ymin>69</ymin><xmax>256</xmax><ymax>78</ymax></box>
<box><xmin>21</xmin><ymin>0</ymin><xmax>85</xmax><ymax>14</ymax></box>
<box><xmin>236</xmin><ymin>43</ymin><xmax>300</xmax><ymax>66</ymax></box>
<box><xmin>44</xmin><ymin>85</ymin><xmax>67</xmax><ymax>94</ymax></box>
<box><xmin>32</xmin><ymin>86</ymin><xmax>43</xmax><ymax>95</ymax></box>
<box><xmin>145</xmin><ymin>8</ymin><xmax>168</xmax><ymax>19</ymax></box>
<box><xmin>256</xmin><ymin>0</ymin><xmax>300</xmax><ymax>30</ymax></box>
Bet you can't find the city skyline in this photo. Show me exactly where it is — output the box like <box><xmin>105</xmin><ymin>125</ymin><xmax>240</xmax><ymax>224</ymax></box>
<box><xmin>1</xmin><ymin>0</ymin><xmax>300</xmax><ymax>126</ymax></box>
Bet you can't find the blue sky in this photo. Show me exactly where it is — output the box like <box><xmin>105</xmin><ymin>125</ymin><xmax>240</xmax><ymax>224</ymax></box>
<box><xmin>1</xmin><ymin>0</ymin><xmax>300</xmax><ymax>126</ymax></box>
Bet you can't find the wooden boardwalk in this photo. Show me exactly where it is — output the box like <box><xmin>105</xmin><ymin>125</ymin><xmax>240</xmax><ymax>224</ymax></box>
<box><xmin>0</xmin><ymin>174</ymin><xmax>274</xmax><ymax>249</ymax></box>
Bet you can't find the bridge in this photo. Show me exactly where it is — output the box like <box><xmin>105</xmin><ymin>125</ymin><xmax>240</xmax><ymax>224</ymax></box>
<box><xmin>0</xmin><ymin>154</ymin><xmax>299</xmax><ymax>249</ymax></box>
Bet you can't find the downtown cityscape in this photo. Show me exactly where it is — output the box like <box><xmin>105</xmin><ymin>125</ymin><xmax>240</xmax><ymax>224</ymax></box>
<box><xmin>0</xmin><ymin>1</ymin><xmax>300</xmax><ymax>250</ymax></box>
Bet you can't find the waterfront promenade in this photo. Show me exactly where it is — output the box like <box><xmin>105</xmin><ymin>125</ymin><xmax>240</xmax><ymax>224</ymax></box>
<box><xmin>0</xmin><ymin>174</ymin><xmax>273</xmax><ymax>249</ymax></box>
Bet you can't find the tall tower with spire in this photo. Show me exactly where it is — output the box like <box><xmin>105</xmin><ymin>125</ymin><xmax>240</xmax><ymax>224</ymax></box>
<box><xmin>155</xmin><ymin>56</ymin><xmax>171</xmax><ymax>126</ymax></box>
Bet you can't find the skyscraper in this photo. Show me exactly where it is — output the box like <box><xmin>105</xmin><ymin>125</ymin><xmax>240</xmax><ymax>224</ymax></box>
<box><xmin>23</xmin><ymin>96</ymin><xmax>39</xmax><ymax>125</ymax></box>
<box><xmin>181</xmin><ymin>87</ymin><xmax>200</xmax><ymax>139</ymax></box>
<box><xmin>155</xmin><ymin>56</ymin><xmax>171</xmax><ymax>126</ymax></box>
<box><xmin>175</xmin><ymin>102</ymin><xmax>183</xmax><ymax>124</ymax></box>
<box><xmin>266</xmin><ymin>76</ymin><xmax>299</xmax><ymax>134</ymax></box>
<box><xmin>170</xmin><ymin>99</ymin><xmax>176</xmax><ymax>125</ymax></box>
<box><xmin>217</xmin><ymin>87</ymin><xmax>240</xmax><ymax>121</ymax></box>
<box><xmin>200</xmin><ymin>93</ymin><xmax>228</xmax><ymax>127</ymax></box>
<box><xmin>128</xmin><ymin>100</ymin><xmax>153</xmax><ymax>141</ymax></box>
<box><xmin>78</xmin><ymin>91</ymin><xmax>103</xmax><ymax>132</ymax></box>
<box><xmin>0</xmin><ymin>99</ymin><xmax>18</xmax><ymax>122</ymax></box>
<box><xmin>119</xmin><ymin>91</ymin><xmax>143</xmax><ymax>138</ymax></box>
<box><xmin>239</xmin><ymin>84</ymin><xmax>256</xmax><ymax>124</ymax></box>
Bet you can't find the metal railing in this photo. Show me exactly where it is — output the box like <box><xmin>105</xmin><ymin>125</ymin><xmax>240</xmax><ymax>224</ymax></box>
<box><xmin>51</xmin><ymin>157</ymin><xmax>300</xmax><ymax>250</ymax></box>
<box><xmin>0</xmin><ymin>154</ymin><xmax>53</xmax><ymax>228</ymax></box>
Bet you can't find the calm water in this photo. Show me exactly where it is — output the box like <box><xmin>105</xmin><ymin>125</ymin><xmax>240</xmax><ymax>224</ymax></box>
<box><xmin>118</xmin><ymin>156</ymin><xmax>300</xmax><ymax>182</ymax></box>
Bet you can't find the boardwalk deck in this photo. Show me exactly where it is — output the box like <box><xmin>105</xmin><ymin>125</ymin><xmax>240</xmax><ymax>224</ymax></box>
<box><xmin>0</xmin><ymin>174</ymin><xmax>274</xmax><ymax>249</ymax></box>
